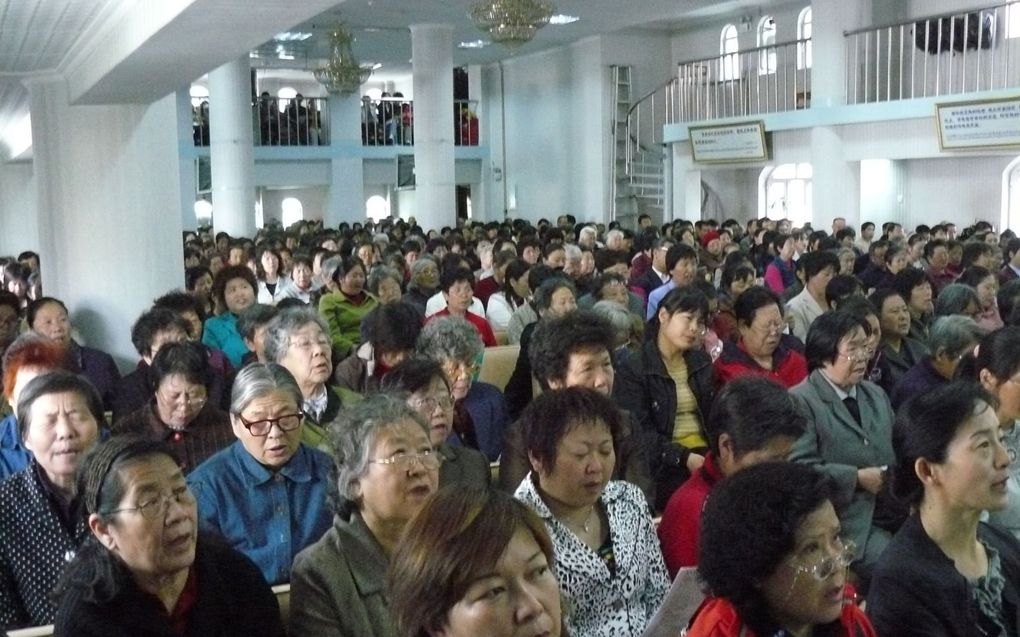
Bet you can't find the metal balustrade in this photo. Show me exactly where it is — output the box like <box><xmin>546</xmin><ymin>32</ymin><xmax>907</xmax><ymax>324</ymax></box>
<box><xmin>360</xmin><ymin>97</ymin><xmax>480</xmax><ymax>147</ymax></box>
<box><xmin>845</xmin><ymin>2</ymin><xmax>1020</xmax><ymax>103</ymax></box>
<box><xmin>192</xmin><ymin>96</ymin><xmax>331</xmax><ymax>146</ymax></box>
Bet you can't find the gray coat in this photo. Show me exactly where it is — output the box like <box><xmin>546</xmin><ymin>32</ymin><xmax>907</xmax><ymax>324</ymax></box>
<box><xmin>289</xmin><ymin>512</ymin><xmax>398</xmax><ymax>637</ymax></box>
<box><xmin>789</xmin><ymin>370</ymin><xmax>895</xmax><ymax>574</ymax></box>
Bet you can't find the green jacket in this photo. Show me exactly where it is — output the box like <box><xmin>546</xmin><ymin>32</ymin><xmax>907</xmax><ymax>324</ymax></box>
<box><xmin>318</xmin><ymin>290</ymin><xmax>378</xmax><ymax>358</ymax></box>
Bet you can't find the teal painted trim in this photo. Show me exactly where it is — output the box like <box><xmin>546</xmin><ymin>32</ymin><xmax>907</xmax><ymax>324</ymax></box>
<box><xmin>664</xmin><ymin>88</ymin><xmax>1020</xmax><ymax>143</ymax></box>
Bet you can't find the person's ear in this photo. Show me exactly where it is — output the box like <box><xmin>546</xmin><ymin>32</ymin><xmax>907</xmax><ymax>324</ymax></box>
<box><xmin>915</xmin><ymin>457</ymin><xmax>939</xmax><ymax>488</ymax></box>
<box><xmin>89</xmin><ymin>514</ymin><xmax>118</xmax><ymax>552</ymax></box>
<box><xmin>979</xmin><ymin>368</ymin><xmax>999</xmax><ymax>392</ymax></box>
<box><xmin>528</xmin><ymin>452</ymin><xmax>547</xmax><ymax>477</ymax></box>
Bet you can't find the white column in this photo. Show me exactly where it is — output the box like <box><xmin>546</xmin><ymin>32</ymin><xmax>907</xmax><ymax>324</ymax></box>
<box><xmin>208</xmin><ymin>56</ymin><xmax>256</xmax><ymax>238</ymax></box>
<box><xmin>673</xmin><ymin>146</ymin><xmax>703</xmax><ymax>223</ymax></box>
<box><xmin>411</xmin><ymin>24</ymin><xmax>456</xmax><ymax>231</ymax></box>
<box><xmin>812</xmin><ymin>0</ymin><xmax>872</xmax><ymax>107</ymax></box>
<box><xmin>176</xmin><ymin>88</ymin><xmax>199</xmax><ymax>231</ymax></box>
<box><xmin>0</xmin><ymin>161</ymin><xmax>38</xmax><ymax>255</ymax></box>
<box><xmin>327</xmin><ymin>92</ymin><xmax>366</xmax><ymax>227</ymax></box>
<box><xmin>662</xmin><ymin>146</ymin><xmax>674</xmax><ymax>224</ymax></box>
<box><xmin>27</xmin><ymin>75</ymin><xmax>184</xmax><ymax>366</ymax></box>
<box><xmin>811</xmin><ymin>126</ymin><xmax>860</xmax><ymax>229</ymax></box>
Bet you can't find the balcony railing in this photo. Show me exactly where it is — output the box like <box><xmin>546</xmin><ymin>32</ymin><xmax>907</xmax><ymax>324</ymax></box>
<box><xmin>670</xmin><ymin>39</ymin><xmax>812</xmax><ymax>124</ymax></box>
<box><xmin>192</xmin><ymin>96</ymin><xmax>331</xmax><ymax>147</ymax></box>
<box><xmin>361</xmin><ymin>97</ymin><xmax>480</xmax><ymax>147</ymax></box>
<box><xmin>845</xmin><ymin>2</ymin><xmax>1020</xmax><ymax>104</ymax></box>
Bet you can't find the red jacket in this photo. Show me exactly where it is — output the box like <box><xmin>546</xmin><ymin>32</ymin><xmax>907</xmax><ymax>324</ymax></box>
<box><xmin>429</xmin><ymin>308</ymin><xmax>497</xmax><ymax>347</ymax></box>
<box><xmin>713</xmin><ymin>339</ymin><xmax>807</xmax><ymax>389</ymax></box>
<box><xmin>658</xmin><ymin>452</ymin><xmax>723</xmax><ymax>576</ymax></box>
<box><xmin>686</xmin><ymin>594</ymin><xmax>876</xmax><ymax>637</ymax></box>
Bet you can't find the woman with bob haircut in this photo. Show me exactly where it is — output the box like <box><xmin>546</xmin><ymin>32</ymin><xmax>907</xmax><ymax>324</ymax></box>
<box><xmin>789</xmin><ymin>310</ymin><xmax>896</xmax><ymax>587</ymax></box>
<box><xmin>201</xmin><ymin>265</ymin><xmax>258</xmax><ymax>367</ymax></box>
<box><xmin>52</xmin><ymin>435</ymin><xmax>284</xmax><ymax>636</ymax></box>
<box><xmin>867</xmin><ymin>382</ymin><xmax>1020</xmax><ymax>636</ymax></box>
<box><xmin>514</xmin><ymin>387</ymin><xmax>668</xmax><ymax>637</ymax></box>
<box><xmin>688</xmin><ymin>462</ymin><xmax>876</xmax><ymax>637</ymax></box>
<box><xmin>388</xmin><ymin>486</ymin><xmax>565</xmax><ymax>637</ymax></box>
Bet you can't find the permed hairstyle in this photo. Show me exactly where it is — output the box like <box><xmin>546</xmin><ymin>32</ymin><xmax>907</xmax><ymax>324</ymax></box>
<box><xmin>703</xmin><ymin>376</ymin><xmax>806</xmax><ymax>457</ymax></box>
<box><xmin>519</xmin><ymin>387</ymin><xmax>622</xmax><ymax>475</ymax></box>
<box><xmin>528</xmin><ymin>310</ymin><xmax>615</xmax><ymax>389</ymax></box>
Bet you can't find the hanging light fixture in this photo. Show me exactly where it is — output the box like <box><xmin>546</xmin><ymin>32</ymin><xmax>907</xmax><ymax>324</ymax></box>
<box><xmin>313</xmin><ymin>22</ymin><xmax>373</xmax><ymax>94</ymax></box>
<box><xmin>470</xmin><ymin>0</ymin><xmax>555</xmax><ymax>48</ymax></box>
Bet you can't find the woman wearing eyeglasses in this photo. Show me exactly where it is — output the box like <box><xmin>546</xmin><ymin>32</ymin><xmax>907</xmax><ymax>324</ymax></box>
<box><xmin>614</xmin><ymin>286</ymin><xmax>716</xmax><ymax>511</ymax></box>
<box><xmin>53</xmin><ymin>435</ymin><xmax>285</xmax><ymax>636</ymax></box>
<box><xmin>868</xmin><ymin>381</ymin><xmax>1020</xmax><ymax>637</ymax></box>
<box><xmin>380</xmin><ymin>358</ymin><xmax>490</xmax><ymax>488</ymax></box>
<box><xmin>713</xmin><ymin>286</ymin><xmax>807</xmax><ymax>390</ymax></box>
<box><xmin>186</xmin><ymin>363</ymin><xmax>332</xmax><ymax>586</ymax></box>
<box><xmin>0</xmin><ymin>371</ymin><xmax>102</xmax><ymax>630</ymax></box>
<box><xmin>113</xmin><ymin>341</ymin><xmax>233</xmax><ymax>473</ymax></box>
<box><xmin>688</xmin><ymin>461</ymin><xmax>876</xmax><ymax>637</ymax></box>
<box><xmin>789</xmin><ymin>311</ymin><xmax>896</xmax><ymax>591</ymax></box>
<box><xmin>289</xmin><ymin>393</ymin><xmax>440</xmax><ymax>637</ymax></box>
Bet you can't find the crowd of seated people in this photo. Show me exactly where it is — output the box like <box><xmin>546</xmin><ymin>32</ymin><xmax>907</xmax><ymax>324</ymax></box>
<box><xmin>5</xmin><ymin>212</ymin><xmax>1020</xmax><ymax>636</ymax></box>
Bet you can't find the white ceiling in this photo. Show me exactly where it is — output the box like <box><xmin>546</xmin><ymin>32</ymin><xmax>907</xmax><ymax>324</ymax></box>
<box><xmin>0</xmin><ymin>0</ymin><xmax>790</xmax><ymax>158</ymax></box>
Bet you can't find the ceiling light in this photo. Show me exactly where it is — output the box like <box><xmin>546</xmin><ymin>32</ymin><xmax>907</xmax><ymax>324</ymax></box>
<box><xmin>313</xmin><ymin>22</ymin><xmax>373</xmax><ymax>94</ymax></box>
<box><xmin>549</xmin><ymin>14</ymin><xmax>579</xmax><ymax>25</ymax></box>
<box><xmin>458</xmin><ymin>39</ymin><xmax>491</xmax><ymax>49</ymax></box>
<box><xmin>470</xmin><ymin>0</ymin><xmax>555</xmax><ymax>48</ymax></box>
<box><xmin>274</xmin><ymin>31</ymin><xmax>313</xmax><ymax>42</ymax></box>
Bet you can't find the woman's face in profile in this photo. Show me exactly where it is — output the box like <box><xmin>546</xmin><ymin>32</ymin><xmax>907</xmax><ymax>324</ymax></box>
<box><xmin>926</xmin><ymin>403</ymin><xmax>1009</xmax><ymax>514</ymax></box>
<box><xmin>759</xmin><ymin>500</ymin><xmax>847</xmax><ymax>634</ymax></box>
<box><xmin>437</xmin><ymin>527</ymin><xmax>562</xmax><ymax>637</ymax></box>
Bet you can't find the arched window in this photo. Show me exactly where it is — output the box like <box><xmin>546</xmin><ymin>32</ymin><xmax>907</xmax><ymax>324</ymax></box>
<box><xmin>281</xmin><ymin>197</ymin><xmax>303</xmax><ymax>227</ymax></box>
<box><xmin>758</xmin><ymin>16</ymin><xmax>777</xmax><ymax>75</ymax></box>
<box><xmin>759</xmin><ymin>163</ymin><xmax>812</xmax><ymax>227</ymax></box>
<box><xmin>1002</xmin><ymin>155</ymin><xmax>1020</xmax><ymax>231</ymax></box>
<box><xmin>720</xmin><ymin>24</ymin><xmax>739</xmax><ymax>81</ymax></box>
<box><xmin>366</xmin><ymin>195</ymin><xmax>390</xmax><ymax>222</ymax></box>
<box><xmin>798</xmin><ymin>7</ymin><xmax>813</xmax><ymax>69</ymax></box>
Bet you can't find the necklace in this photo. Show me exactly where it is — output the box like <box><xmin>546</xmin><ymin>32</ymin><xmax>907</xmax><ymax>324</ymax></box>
<box><xmin>565</xmin><ymin>505</ymin><xmax>597</xmax><ymax>534</ymax></box>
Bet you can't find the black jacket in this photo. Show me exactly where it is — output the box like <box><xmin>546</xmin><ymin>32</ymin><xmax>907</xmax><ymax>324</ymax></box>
<box><xmin>54</xmin><ymin>534</ymin><xmax>285</xmax><ymax>637</ymax></box>
<box><xmin>868</xmin><ymin>514</ymin><xmax>1020</xmax><ymax>637</ymax></box>
<box><xmin>613</xmin><ymin>338</ymin><xmax>715</xmax><ymax>510</ymax></box>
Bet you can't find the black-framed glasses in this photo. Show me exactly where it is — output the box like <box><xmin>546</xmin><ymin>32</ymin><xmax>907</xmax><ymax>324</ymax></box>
<box><xmin>104</xmin><ymin>483</ymin><xmax>199</xmax><ymax>521</ymax></box>
<box><xmin>369</xmin><ymin>450</ymin><xmax>443</xmax><ymax>470</ymax></box>
<box><xmin>234</xmin><ymin>411</ymin><xmax>304</xmax><ymax>436</ymax></box>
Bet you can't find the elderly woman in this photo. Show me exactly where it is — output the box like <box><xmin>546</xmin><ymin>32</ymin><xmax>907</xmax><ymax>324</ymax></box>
<box><xmin>0</xmin><ymin>371</ymin><xmax>102</xmax><ymax>629</ymax></box>
<box><xmin>934</xmin><ymin>282</ymin><xmax>981</xmax><ymax>318</ymax></box>
<box><xmin>868</xmin><ymin>382</ymin><xmax>1020</xmax><ymax>636</ymax></box>
<box><xmin>289</xmin><ymin>394</ymin><xmax>440</xmax><ymax>636</ymax></box>
<box><xmin>338</xmin><ymin>302</ymin><xmax>422</xmax><ymax>397</ymax></box>
<box><xmin>868</xmin><ymin>288</ymin><xmax>930</xmax><ymax>395</ymax></box>
<box><xmin>319</xmin><ymin>255</ymin><xmax>378</xmax><ymax>358</ymax></box>
<box><xmin>429</xmin><ymin>267</ymin><xmax>497</xmax><ymax>347</ymax></box>
<box><xmin>614</xmin><ymin>285</ymin><xmax>715</xmax><ymax>511</ymax></box>
<box><xmin>688</xmin><ymin>462</ymin><xmax>875</xmax><ymax>637</ymax></box>
<box><xmin>959</xmin><ymin>265</ymin><xmax>1004</xmax><ymax>331</ymax></box>
<box><xmin>889</xmin><ymin>315</ymin><xmax>984</xmax><ymax>409</ymax></box>
<box><xmin>713</xmin><ymin>286</ymin><xmax>808</xmax><ymax>389</ymax></box>
<box><xmin>381</xmin><ymin>358</ymin><xmax>490</xmax><ymax>488</ymax></box>
<box><xmin>789</xmin><ymin>310</ymin><xmax>895</xmax><ymax>587</ymax></box>
<box><xmin>112</xmin><ymin>308</ymin><xmax>191</xmax><ymax>424</ymax></box>
<box><xmin>279</xmin><ymin>253</ymin><xmax>315</xmax><ymax>304</ymax></box>
<box><xmin>187</xmin><ymin>363</ymin><xmax>332</xmax><ymax>586</ymax></box>
<box><xmin>256</xmin><ymin>247</ymin><xmax>291</xmax><ymax>306</ymax></box>
<box><xmin>28</xmin><ymin>297</ymin><xmax>121</xmax><ymax>410</ymax></box>
<box><xmin>202</xmin><ymin>264</ymin><xmax>258</xmax><ymax>367</ymax></box>
<box><xmin>53</xmin><ymin>435</ymin><xmax>285</xmax><ymax>636</ymax></box>
<box><xmin>113</xmin><ymin>341</ymin><xmax>234</xmax><ymax>473</ymax></box>
<box><xmin>389</xmin><ymin>486</ymin><xmax>565</xmax><ymax>637</ymax></box>
<box><xmin>262</xmin><ymin>307</ymin><xmax>351</xmax><ymax>450</ymax></box>
<box><xmin>514</xmin><ymin>387</ymin><xmax>668</xmax><ymax>637</ymax></box>
<box><xmin>0</xmin><ymin>334</ymin><xmax>68</xmax><ymax>480</ymax></box>
<box><xmin>416</xmin><ymin>316</ymin><xmax>510</xmax><ymax>462</ymax></box>
<box><xmin>357</xmin><ymin>265</ymin><xmax>407</xmax><ymax>345</ymax></box>
<box><xmin>403</xmin><ymin>256</ymin><xmax>441</xmax><ymax>317</ymax></box>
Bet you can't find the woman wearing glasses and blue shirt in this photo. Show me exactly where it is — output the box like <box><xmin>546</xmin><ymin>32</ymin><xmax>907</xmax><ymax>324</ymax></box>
<box><xmin>688</xmin><ymin>461</ymin><xmax>876</xmax><ymax>637</ymax></box>
<box><xmin>186</xmin><ymin>363</ymin><xmax>332</xmax><ymax>587</ymax></box>
<box><xmin>289</xmin><ymin>393</ymin><xmax>440</xmax><ymax>637</ymax></box>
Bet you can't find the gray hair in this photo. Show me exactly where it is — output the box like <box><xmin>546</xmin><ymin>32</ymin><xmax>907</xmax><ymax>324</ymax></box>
<box><xmin>236</xmin><ymin>304</ymin><xmax>278</xmax><ymax>341</ymax></box>
<box><xmin>327</xmin><ymin>393</ymin><xmax>429</xmax><ymax>516</ymax></box>
<box><xmin>605</xmin><ymin>229</ymin><xmax>624</xmax><ymax>244</ymax></box>
<box><xmin>229</xmin><ymin>362</ymin><xmax>303</xmax><ymax>414</ymax></box>
<box><xmin>319</xmin><ymin>256</ymin><xmax>343</xmax><ymax>287</ymax></box>
<box><xmin>407</xmin><ymin>255</ymin><xmax>440</xmax><ymax>293</ymax></box>
<box><xmin>579</xmin><ymin>226</ymin><xmax>598</xmax><ymax>242</ymax></box>
<box><xmin>563</xmin><ymin>244</ymin><xmax>582</xmax><ymax>260</ymax></box>
<box><xmin>262</xmin><ymin>307</ymin><xmax>330</xmax><ymax>364</ymax></box>
<box><xmin>416</xmin><ymin>316</ymin><xmax>483</xmax><ymax>365</ymax></box>
<box><xmin>934</xmin><ymin>283</ymin><xmax>981</xmax><ymax>318</ymax></box>
<box><xmin>929</xmin><ymin>315</ymin><xmax>985</xmax><ymax>359</ymax></box>
<box><xmin>367</xmin><ymin>265</ymin><xmax>402</xmax><ymax>296</ymax></box>
<box><xmin>592</xmin><ymin>299</ymin><xmax>634</xmax><ymax>346</ymax></box>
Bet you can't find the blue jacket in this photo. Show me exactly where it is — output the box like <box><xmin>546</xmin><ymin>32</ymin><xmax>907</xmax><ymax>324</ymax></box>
<box><xmin>202</xmin><ymin>313</ymin><xmax>249</xmax><ymax>368</ymax></box>
<box><xmin>455</xmin><ymin>381</ymin><xmax>510</xmax><ymax>462</ymax></box>
<box><xmin>0</xmin><ymin>415</ymin><xmax>30</xmax><ymax>482</ymax></box>
<box><xmin>188</xmin><ymin>441</ymin><xmax>333</xmax><ymax>586</ymax></box>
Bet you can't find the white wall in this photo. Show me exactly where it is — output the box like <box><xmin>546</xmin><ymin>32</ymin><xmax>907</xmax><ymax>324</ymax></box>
<box><xmin>0</xmin><ymin>161</ymin><xmax>38</xmax><ymax>255</ymax></box>
<box><xmin>901</xmin><ymin>155</ymin><xmax>1012</xmax><ymax>230</ymax></box>
<box><xmin>259</xmin><ymin>186</ymin><xmax>329</xmax><ymax>223</ymax></box>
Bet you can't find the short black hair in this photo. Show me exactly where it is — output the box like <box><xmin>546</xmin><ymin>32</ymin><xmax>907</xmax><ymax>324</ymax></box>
<box><xmin>520</xmin><ymin>387</ymin><xmax>622</xmax><ymax>474</ymax></box>
<box><xmin>733</xmin><ymin>286</ymin><xmax>780</xmax><ymax>326</ymax></box>
<box><xmin>367</xmin><ymin>302</ymin><xmax>423</xmax><ymax>355</ymax></box>
<box><xmin>528</xmin><ymin>311</ymin><xmax>614</xmax><ymax>389</ymax></box>
<box><xmin>593</xmin><ymin>249</ymin><xmax>629</xmax><ymax>273</ymax></box>
<box><xmin>923</xmin><ymin>238</ymin><xmax>948</xmax><ymax>260</ymax></box>
<box><xmin>148</xmin><ymin>340</ymin><xmax>210</xmax><ymax>390</ymax></box>
<box><xmin>704</xmin><ymin>376</ymin><xmax>806</xmax><ymax>456</ymax></box>
<box><xmin>130</xmin><ymin>308</ymin><xmax>188</xmax><ymax>358</ymax></box>
<box><xmin>665</xmin><ymin>243</ymin><xmax>698</xmax><ymax>271</ymax></box>
<box><xmin>0</xmin><ymin>291</ymin><xmax>19</xmax><ymax>315</ymax></box>
<box><xmin>526</xmin><ymin>264</ymin><xmax>560</xmax><ymax>294</ymax></box>
<box><xmin>961</xmin><ymin>241</ymin><xmax>993</xmax><ymax>269</ymax></box>
<box><xmin>891</xmin><ymin>267</ymin><xmax>930</xmax><ymax>304</ymax></box>
<box><xmin>184</xmin><ymin>266</ymin><xmax>212</xmax><ymax>292</ymax></box>
<box><xmin>796</xmin><ymin>250</ymin><xmax>840</xmax><ymax>280</ymax></box>
<box><xmin>236</xmin><ymin>304</ymin><xmax>278</xmax><ymax>341</ymax></box>
<box><xmin>210</xmin><ymin>265</ymin><xmax>257</xmax><ymax>308</ymax></box>
<box><xmin>804</xmin><ymin>310</ymin><xmax>869</xmax><ymax>371</ymax></box>
<box><xmin>379</xmin><ymin>358</ymin><xmax>448</xmax><ymax>395</ymax></box>
<box><xmin>439</xmin><ymin>267</ymin><xmax>474</xmax><ymax>294</ymax></box>
<box><xmin>825</xmin><ymin>275</ymin><xmax>863</xmax><ymax>309</ymax></box>
<box><xmin>153</xmin><ymin>290</ymin><xmax>205</xmax><ymax>323</ymax></box>
<box><xmin>699</xmin><ymin>462</ymin><xmax>836</xmax><ymax>636</ymax></box>
<box><xmin>998</xmin><ymin>280</ymin><xmax>1020</xmax><ymax>323</ymax></box>
<box><xmin>892</xmin><ymin>381</ymin><xmax>997</xmax><ymax>506</ymax></box>
<box><xmin>532</xmin><ymin>277</ymin><xmax>576</xmax><ymax>313</ymax></box>
<box><xmin>958</xmin><ymin>265</ymin><xmax>994</xmax><ymax>289</ymax></box>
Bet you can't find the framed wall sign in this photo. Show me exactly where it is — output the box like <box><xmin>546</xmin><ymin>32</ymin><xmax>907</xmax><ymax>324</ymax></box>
<box><xmin>936</xmin><ymin>97</ymin><xmax>1020</xmax><ymax>151</ymax></box>
<box><xmin>689</xmin><ymin>121</ymin><xmax>769</xmax><ymax>163</ymax></box>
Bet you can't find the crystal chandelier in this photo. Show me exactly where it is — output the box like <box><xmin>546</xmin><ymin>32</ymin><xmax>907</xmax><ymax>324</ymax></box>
<box><xmin>470</xmin><ymin>0</ymin><xmax>555</xmax><ymax>48</ymax></box>
<box><xmin>313</xmin><ymin>23</ymin><xmax>372</xmax><ymax>94</ymax></box>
